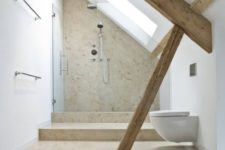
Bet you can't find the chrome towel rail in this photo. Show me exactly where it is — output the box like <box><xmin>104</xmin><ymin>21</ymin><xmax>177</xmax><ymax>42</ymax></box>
<box><xmin>23</xmin><ymin>0</ymin><xmax>41</xmax><ymax>20</ymax></box>
<box><xmin>15</xmin><ymin>71</ymin><xmax>42</xmax><ymax>80</ymax></box>
<box><xmin>15</xmin><ymin>0</ymin><xmax>41</xmax><ymax>21</ymax></box>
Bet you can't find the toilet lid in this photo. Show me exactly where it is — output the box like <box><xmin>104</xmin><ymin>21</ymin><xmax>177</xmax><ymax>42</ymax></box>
<box><xmin>150</xmin><ymin>110</ymin><xmax>190</xmax><ymax>117</ymax></box>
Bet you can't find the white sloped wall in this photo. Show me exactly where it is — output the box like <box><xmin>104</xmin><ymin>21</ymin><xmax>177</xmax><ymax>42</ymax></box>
<box><xmin>0</xmin><ymin>0</ymin><xmax>62</xmax><ymax>149</ymax></box>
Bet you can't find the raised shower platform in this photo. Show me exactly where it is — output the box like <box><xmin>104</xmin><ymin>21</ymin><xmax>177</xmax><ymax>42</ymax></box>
<box><xmin>39</xmin><ymin>112</ymin><xmax>163</xmax><ymax>141</ymax></box>
<box><xmin>51</xmin><ymin>112</ymin><xmax>150</xmax><ymax>123</ymax></box>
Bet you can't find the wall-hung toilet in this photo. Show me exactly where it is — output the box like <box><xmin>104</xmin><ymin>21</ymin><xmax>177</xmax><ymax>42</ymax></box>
<box><xmin>150</xmin><ymin>111</ymin><xmax>198</xmax><ymax>143</ymax></box>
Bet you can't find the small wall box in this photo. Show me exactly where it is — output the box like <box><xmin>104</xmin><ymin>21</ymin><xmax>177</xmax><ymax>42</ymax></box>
<box><xmin>190</xmin><ymin>63</ymin><xmax>197</xmax><ymax>77</ymax></box>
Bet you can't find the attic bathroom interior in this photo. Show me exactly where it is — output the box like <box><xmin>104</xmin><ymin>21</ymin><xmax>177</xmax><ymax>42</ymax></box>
<box><xmin>0</xmin><ymin>0</ymin><xmax>225</xmax><ymax>150</ymax></box>
<box><xmin>53</xmin><ymin>0</ymin><xmax>161</xmax><ymax>113</ymax></box>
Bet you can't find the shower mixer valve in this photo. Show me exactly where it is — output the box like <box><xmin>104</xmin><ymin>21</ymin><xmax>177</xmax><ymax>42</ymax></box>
<box><xmin>91</xmin><ymin>49</ymin><xmax>98</xmax><ymax>55</ymax></box>
<box><xmin>91</xmin><ymin>44</ymin><xmax>98</xmax><ymax>56</ymax></box>
<box><xmin>90</xmin><ymin>44</ymin><xmax>97</xmax><ymax>62</ymax></box>
<box><xmin>90</xmin><ymin>58</ymin><xmax>96</xmax><ymax>62</ymax></box>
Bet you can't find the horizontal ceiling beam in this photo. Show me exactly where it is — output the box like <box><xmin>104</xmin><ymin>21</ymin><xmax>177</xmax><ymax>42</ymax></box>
<box><xmin>145</xmin><ymin>0</ymin><xmax>212</xmax><ymax>53</ymax></box>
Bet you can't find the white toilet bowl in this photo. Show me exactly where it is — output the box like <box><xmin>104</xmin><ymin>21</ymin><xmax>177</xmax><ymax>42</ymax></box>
<box><xmin>150</xmin><ymin>110</ymin><xmax>198</xmax><ymax>143</ymax></box>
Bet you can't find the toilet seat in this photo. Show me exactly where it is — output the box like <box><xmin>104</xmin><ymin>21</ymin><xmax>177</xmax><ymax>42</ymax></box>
<box><xmin>150</xmin><ymin>110</ymin><xmax>190</xmax><ymax>117</ymax></box>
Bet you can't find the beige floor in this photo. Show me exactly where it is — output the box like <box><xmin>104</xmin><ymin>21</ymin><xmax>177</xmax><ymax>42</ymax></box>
<box><xmin>26</xmin><ymin>141</ymin><xmax>197</xmax><ymax>150</ymax></box>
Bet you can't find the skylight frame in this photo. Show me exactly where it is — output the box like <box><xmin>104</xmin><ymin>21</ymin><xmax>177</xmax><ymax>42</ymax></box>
<box><xmin>106</xmin><ymin>0</ymin><xmax>158</xmax><ymax>37</ymax></box>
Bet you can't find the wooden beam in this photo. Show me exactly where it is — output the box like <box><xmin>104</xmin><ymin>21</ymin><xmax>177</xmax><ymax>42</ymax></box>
<box><xmin>150</xmin><ymin>0</ymin><xmax>213</xmax><ymax>58</ymax></box>
<box><xmin>191</xmin><ymin>0</ymin><xmax>213</xmax><ymax>13</ymax></box>
<box><xmin>150</xmin><ymin>29</ymin><xmax>172</xmax><ymax>58</ymax></box>
<box><xmin>118</xmin><ymin>25</ymin><xmax>184</xmax><ymax>150</ymax></box>
<box><xmin>145</xmin><ymin>0</ymin><xmax>212</xmax><ymax>53</ymax></box>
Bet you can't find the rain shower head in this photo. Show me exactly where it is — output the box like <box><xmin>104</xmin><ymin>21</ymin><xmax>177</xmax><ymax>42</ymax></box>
<box><xmin>87</xmin><ymin>3</ymin><xmax>97</xmax><ymax>9</ymax></box>
<box><xmin>97</xmin><ymin>22</ymin><xmax>104</xmax><ymax>29</ymax></box>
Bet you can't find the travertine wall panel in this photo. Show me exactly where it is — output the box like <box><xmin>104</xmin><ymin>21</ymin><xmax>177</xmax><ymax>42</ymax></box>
<box><xmin>63</xmin><ymin>0</ymin><xmax>159</xmax><ymax>112</ymax></box>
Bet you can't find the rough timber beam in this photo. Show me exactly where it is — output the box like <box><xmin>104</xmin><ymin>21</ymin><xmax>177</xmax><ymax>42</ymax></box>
<box><xmin>150</xmin><ymin>0</ymin><xmax>213</xmax><ymax>58</ymax></box>
<box><xmin>118</xmin><ymin>25</ymin><xmax>184</xmax><ymax>150</ymax></box>
<box><xmin>146</xmin><ymin>0</ymin><xmax>212</xmax><ymax>53</ymax></box>
<box><xmin>191</xmin><ymin>0</ymin><xmax>213</xmax><ymax>13</ymax></box>
<box><xmin>150</xmin><ymin>29</ymin><xmax>172</xmax><ymax>58</ymax></box>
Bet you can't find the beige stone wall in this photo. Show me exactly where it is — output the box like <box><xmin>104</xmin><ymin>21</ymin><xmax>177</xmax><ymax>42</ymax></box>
<box><xmin>63</xmin><ymin>0</ymin><xmax>159</xmax><ymax>112</ymax></box>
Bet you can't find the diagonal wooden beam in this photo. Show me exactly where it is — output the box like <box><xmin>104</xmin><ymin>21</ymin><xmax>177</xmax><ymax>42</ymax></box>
<box><xmin>150</xmin><ymin>29</ymin><xmax>172</xmax><ymax>58</ymax></box>
<box><xmin>145</xmin><ymin>0</ymin><xmax>212</xmax><ymax>53</ymax></box>
<box><xmin>191</xmin><ymin>0</ymin><xmax>213</xmax><ymax>13</ymax></box>
<box><xmin>150</xmin><ymin>0</ymin><xmax>213</xmax><ymax>58</ymax></box>
<box><xmin>118</xmin><ymin>25</ymin><xmax>184</xmax><ymax>150</ymax></box>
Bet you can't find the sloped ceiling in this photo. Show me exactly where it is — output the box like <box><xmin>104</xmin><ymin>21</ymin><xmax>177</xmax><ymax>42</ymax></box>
<box><xmin>128</xmin><ymin>0</ymin><xmax>207</xmax><ymax>49</ymax></box>
<box><xmin>87</xmin><ymin>0</ymin><xmax>203</xmax><ymax>52</ymax></box>
<box><xmin>128</xmin><ymin>0</ymin><xmax>172</xmax><ymax>47</ymax></box>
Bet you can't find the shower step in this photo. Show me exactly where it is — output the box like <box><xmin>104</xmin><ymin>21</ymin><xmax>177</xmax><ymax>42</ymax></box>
<box><xmin>39</xmin><ymin>123</ymin><xmax>163</xmax><ymax>141</ymax></box>
<box><xmin>51</xmin><ymin>112</ymin><xmax>150</xmax><ymax>123</ymax></box>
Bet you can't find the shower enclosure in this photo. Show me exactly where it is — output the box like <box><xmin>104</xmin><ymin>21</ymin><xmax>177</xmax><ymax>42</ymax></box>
<box><xmin>52</xmin><ymin>0</ymin><xmax>160</xmax><ymax>113</ymax></box>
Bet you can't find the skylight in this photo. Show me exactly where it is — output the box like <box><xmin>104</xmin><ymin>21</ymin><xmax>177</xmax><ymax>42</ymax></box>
<box><xmin>107</xmin><ymin>0</ymin><xmax>158</xmax><ymax>37</ymax></box>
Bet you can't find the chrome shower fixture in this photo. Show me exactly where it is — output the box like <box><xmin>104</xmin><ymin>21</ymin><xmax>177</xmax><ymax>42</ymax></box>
<box><xmin>87</xmin><ymin>2</ymin><xmax>97</xmax><ymax>9</ymax></box>
<box><xmin>91</xmin><ymin>44</ymin><xmax>98</xmax><ymax>56</ymax></box>
<box><xmin>97</xmin><ymin>22</ymin><xmax>104</xmax><ymax>29</ymax></box>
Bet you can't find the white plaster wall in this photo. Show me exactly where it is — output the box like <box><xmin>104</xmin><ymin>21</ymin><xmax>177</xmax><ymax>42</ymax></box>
<box><xmin>168</xmin><ymin>0</ymin><xmax>225</xmax><ymax>149</ymax></box>
<box><xmin>215</xmin><ymin>23</ymin><xmax>225</xmax><ymax>150</ymax></box>
<box><xmin>0</xmin><ymin>0</ymin><xmax>56</xmax><ymax>149</ymax></box>
<box><xmin>204</xmin><ymin>1</ymin><xmax>225</xmax><ymax>149</ymax></box>
<box><xmin>170</xmin><ymin>35</ymin><xmax>216</xmax><ymax>150</ymax></box>
<box><xmin>159</xmin><ymin>70</ymin><xmax>171</xmax><ymax>110</ymax></box>
<box><xmin>152</xmin><ymin>0</ymin><xmax>225</xmax><ymax>149</ymax></box>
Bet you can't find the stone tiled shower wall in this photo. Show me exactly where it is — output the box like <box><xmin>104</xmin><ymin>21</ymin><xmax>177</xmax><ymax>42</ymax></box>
<box><xmin>63</xmin><ymin>0</ymin><xmax>159</xmax><ymax>112</ymax></box>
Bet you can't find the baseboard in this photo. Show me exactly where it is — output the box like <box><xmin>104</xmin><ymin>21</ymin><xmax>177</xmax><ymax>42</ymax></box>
<box><xmin>38</xmin><ymin>120</ymin><xmax>51</xmax><ymax>128</ymax></box>
<box><xmin>14</xmin><ymin>138</ymin><xmax>38</xmax><ymax>150</ymax></box>
<box><xmin>15</xmin><ymin>120</ymin><xmax>51</xmax><ymax>150</ymax></box>
<box><xmin>195</xmin><ymin>144</ymin><xmax>208</xmax><ymax>150</ymax></box>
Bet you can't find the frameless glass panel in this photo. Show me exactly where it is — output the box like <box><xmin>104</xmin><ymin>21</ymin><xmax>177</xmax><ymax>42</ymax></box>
<box><xmin>52</xmin><ymin>4</ymin><xmax>64</xmax><ymax>112</ymax></box>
